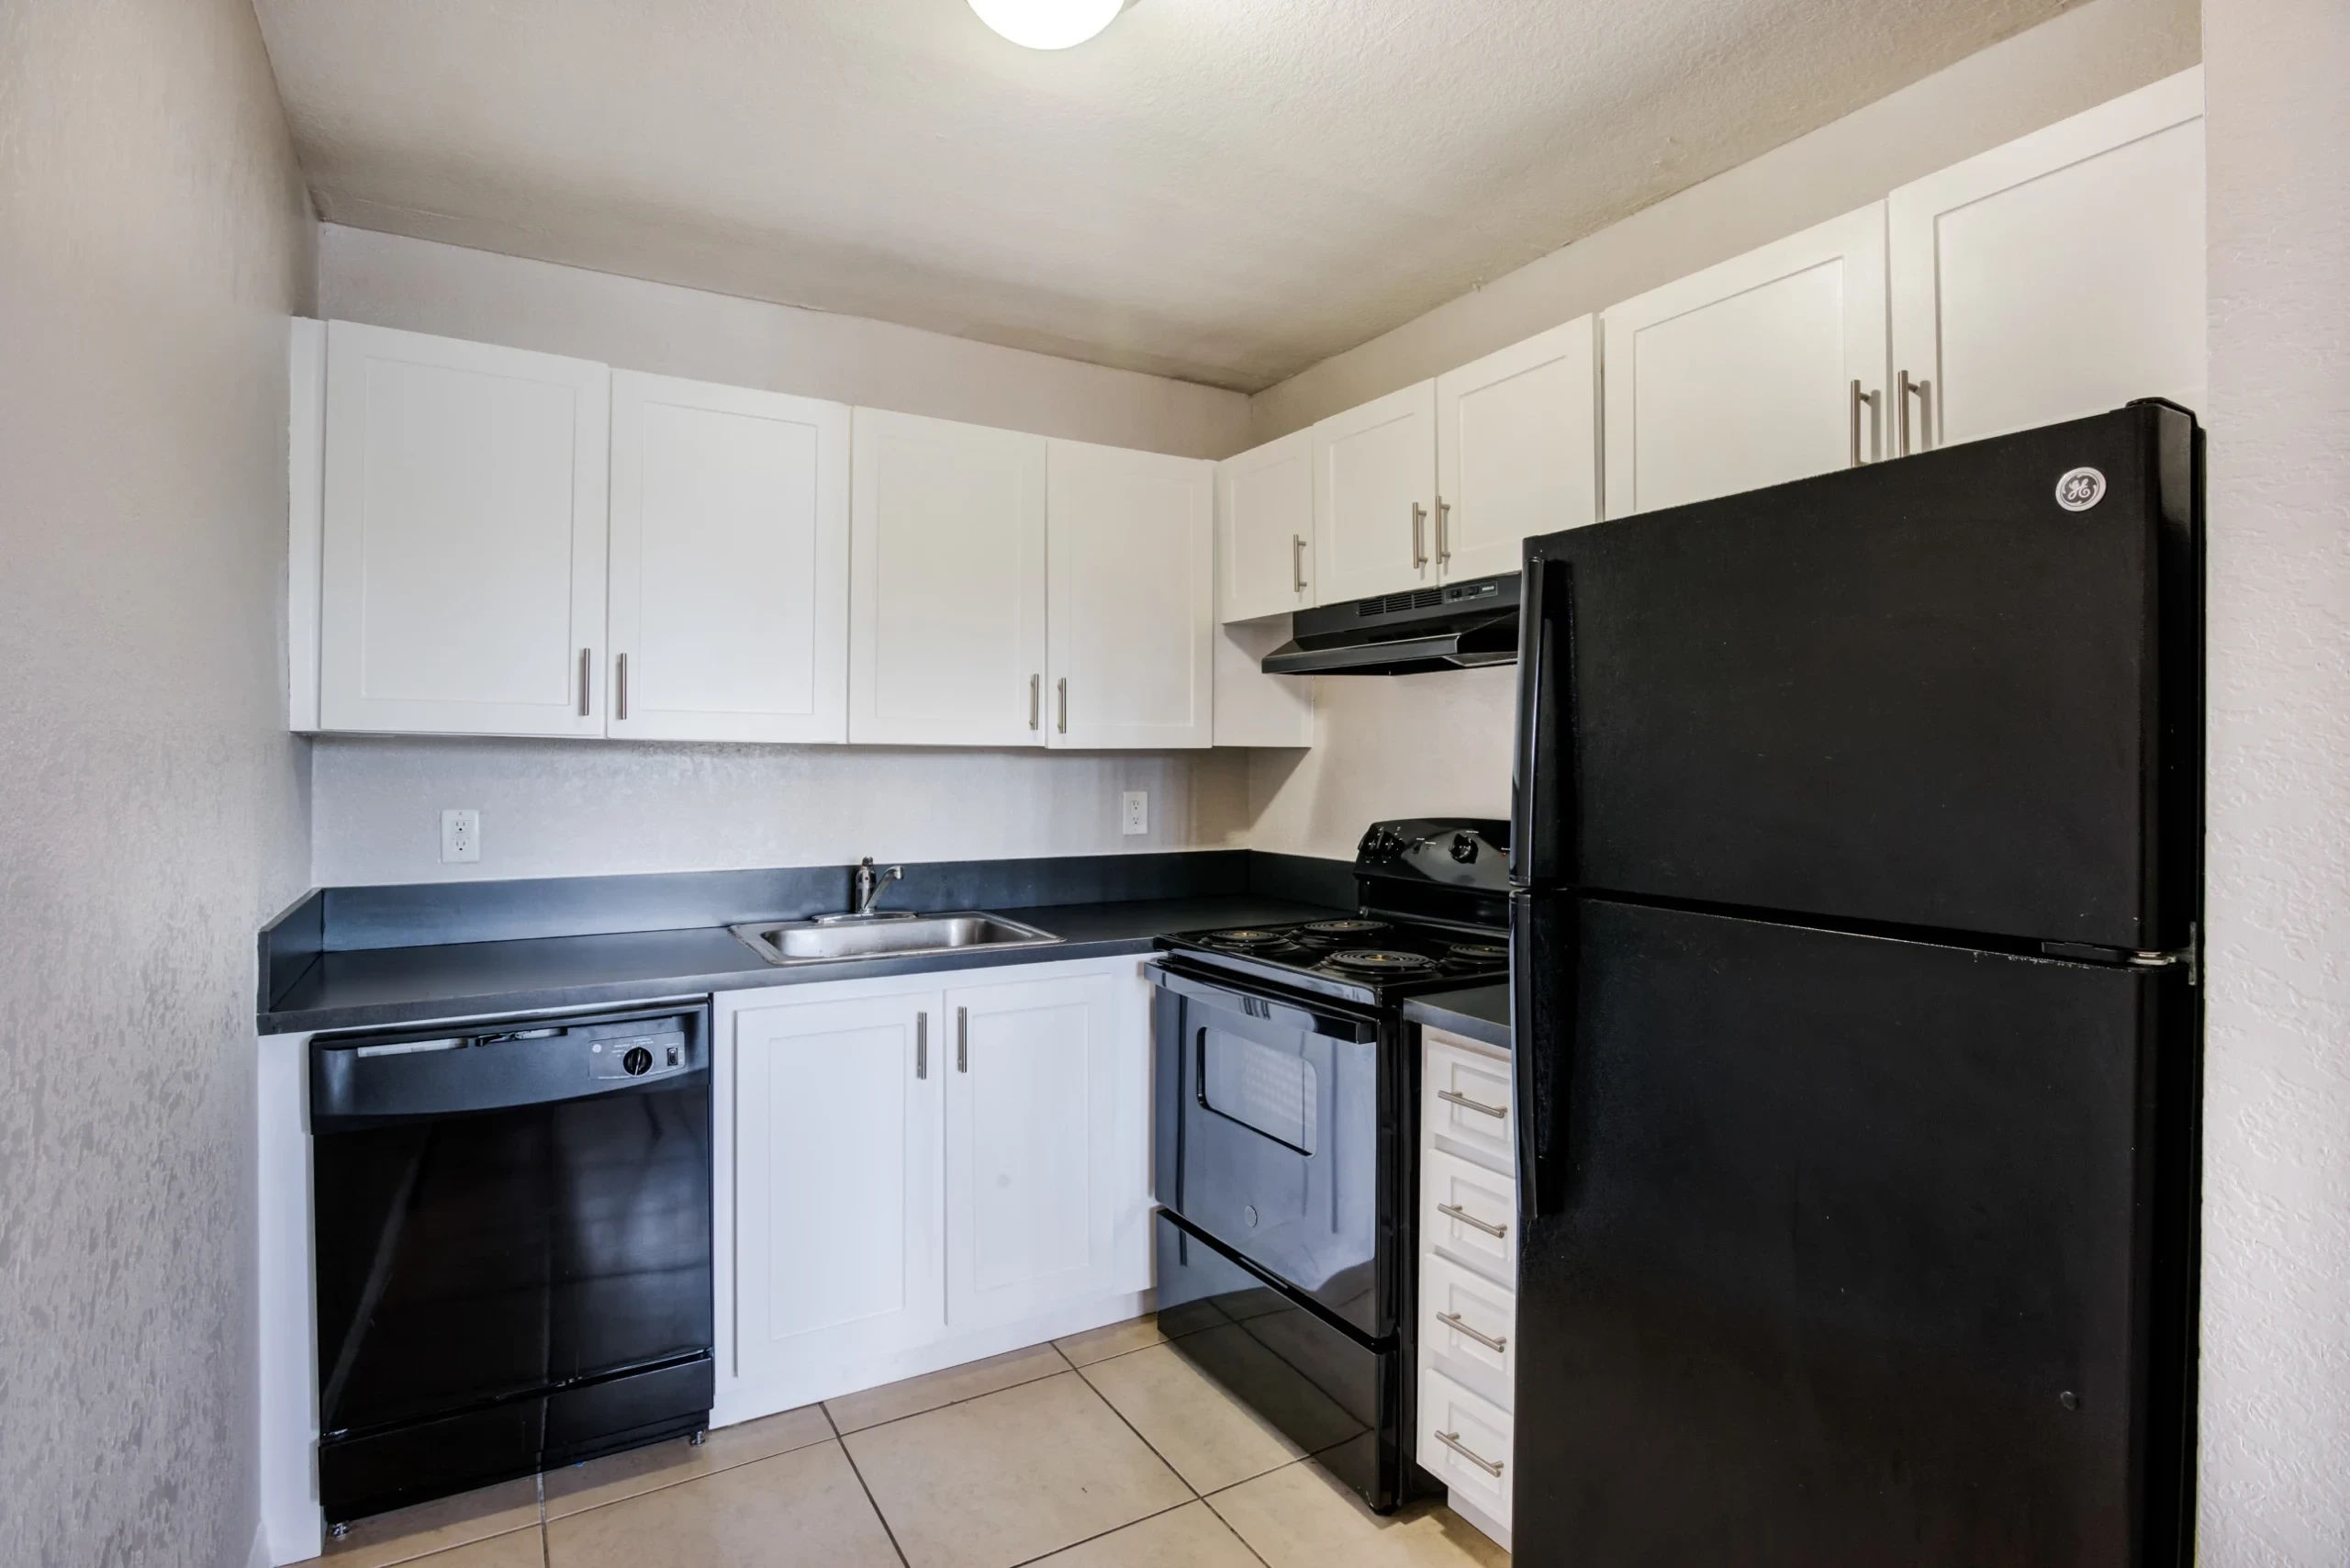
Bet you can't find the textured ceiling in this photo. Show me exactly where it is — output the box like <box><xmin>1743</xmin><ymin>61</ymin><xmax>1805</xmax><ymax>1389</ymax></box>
<box><xmin>251</xmin><ymin>0</ymin><xmax>2080</xmax><ymax>390</ymax></box>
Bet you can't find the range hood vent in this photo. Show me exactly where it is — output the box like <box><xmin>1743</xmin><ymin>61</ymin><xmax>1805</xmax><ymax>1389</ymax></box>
<box><xmin>1262</xmin><ymin>573</ymin><xmax>1519</xmax><ymax>676</ymax></box>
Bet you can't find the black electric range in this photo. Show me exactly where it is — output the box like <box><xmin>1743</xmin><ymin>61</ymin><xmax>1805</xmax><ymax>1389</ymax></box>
<box><xmin>1148</xmin><ymin>818</ymin><xmax>1510</xmax><ymax>1515</ymax></box>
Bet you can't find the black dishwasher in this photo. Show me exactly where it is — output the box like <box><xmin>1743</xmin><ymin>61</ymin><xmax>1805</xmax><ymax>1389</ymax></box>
<box><xmin>310</xmin><ymin>1005</ymin><xmax>713</xmax><ymax>1524</ymax></box>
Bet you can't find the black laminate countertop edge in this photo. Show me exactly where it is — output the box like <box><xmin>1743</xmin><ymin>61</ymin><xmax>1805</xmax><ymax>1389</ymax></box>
<box><xmin>260</xmin><ymin>895</ymin><xmax>1345</xmax><ymax>1036</ymax></box>
<box><xmin>1404</xmin><ymin>985</ymin><xmax>1512</xmax><ymax>1050</ymax></box>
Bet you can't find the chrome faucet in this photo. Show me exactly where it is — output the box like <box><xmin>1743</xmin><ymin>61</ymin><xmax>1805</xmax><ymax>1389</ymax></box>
<box><xmin>851</xmin><ymin>857</ymin><xmax>904</xmax><ymax>919</ymax></box>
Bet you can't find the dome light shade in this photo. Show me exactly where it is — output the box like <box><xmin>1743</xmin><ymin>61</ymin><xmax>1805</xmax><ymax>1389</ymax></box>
<box><xmin>968</xmin><ymin>0</ymin><xmax>1125</xmax><ymax>50</ymax></box>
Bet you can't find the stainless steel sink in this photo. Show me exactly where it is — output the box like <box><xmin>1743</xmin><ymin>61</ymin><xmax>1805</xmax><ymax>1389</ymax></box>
<box><xmin>728</xmin><ymin>913</ymin><xmax>1063</xmax><ymax>967</ymax></box>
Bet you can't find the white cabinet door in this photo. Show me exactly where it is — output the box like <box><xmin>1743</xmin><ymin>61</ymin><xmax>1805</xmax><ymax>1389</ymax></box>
<box><xmin>1313</xmin><ymin>380</ymin><xmax>1438</xmax><ymax>604</ymax></box>
<box><xmin>1217</xmin><ymin>428</ymin><xmax>1315</xmax><ymax>622</ymax></box>
<box><xmin>1602</xmin><ymin>206</ymin><xmax>1889</xmax><ymax>519</ymax></box>
<box><xmin>943</xmin><ymin>970</ymin><xmax>1128</xmax><ymax>1331</ymax></box>
<box><xmin>1436</xmin><ymin>318</ymin><xmax>1599</xmax><ymax>579</ymax></box>
<box><xmin>319</xmin><ymin>320</ymin><xmax>610</xmax><ymax>735</ymax></box>
<box><xmin>849</xmin><ymin>409</ymin><xmax>1047</xmax><ymax>746</ymax></box>
<box><xmin>732</xmin><ymin>990</ymin><xmax>945</xmax><ymax>1390</ymax></box>
<box><xmin>608</xmin><ymin>372</ymin><xmax>849</xmax><ymax>743</ymax></box>
<box><xmin>1890</xmin><ymin>69</ymin><xmax>2205</xmax><ymax>454</ymax></box>
<box><xmin>1046</xmin><ymin>440</ymin><xmax>1214</xmax><ymax>750</ymax></box>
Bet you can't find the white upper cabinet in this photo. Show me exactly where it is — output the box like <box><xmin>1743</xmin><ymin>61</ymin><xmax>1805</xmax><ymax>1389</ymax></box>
<box><xmin>1889</xmin><ymin>69</ymin><xmax>2205</xmax><ymax>454</ymax></box>
<box><xmin>1216</xmin><ymin>428</ymin><xmax>1316</xmax><ymax>622</ymax></box>
<box><xmin>608</xmin><ymin>372</ymin><xmax>849</xmax><ymax>744</ymax></box>
<box><xmin>1435</xmin><ymin>317</ymin><xmax>1600</xmax><ymax>577</ymax></box>
<box><xmin>1046</xmin><ymin>440</ymin><xmax>1214</xmax><ymax>750</ymax></box>
<box><xmin>729</xmin><ymin>989</ymin><xmax>945</xmax><ymax>1394</ymax></box>
<box><xmin>943</xmin><ymin>970</ymin><xmax>1133</xmax><ymax>1333</ymax></box>
<box><xmin>848</xmin><ymin>409</ymin><xmax>1049</xmax><ymax>747</ymax></box>
<box><xmin>1314</xmin><ymin>380</ymin><xmax>1439</xmax><ymax>604</ymax></box>
<box><xmin>319</xmin><ymin>321</ymin><xmax>610</xmax><ymax>735</ymax></box>
<box><xmin>1603</xmin><ymin>205</ymin><xmax>1889</xmax><ymax>519</ymax></box>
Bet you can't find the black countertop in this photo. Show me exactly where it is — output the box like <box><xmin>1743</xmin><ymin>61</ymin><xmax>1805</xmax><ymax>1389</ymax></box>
<box><xmin>261</xmin><ymin>895</ymin><xmax>1343</xmax><ymax>1036</ymax></box>
<box><xmin>1404</xmin><ymin>984</ymin><xmax>1511</xmax><ymax>1050</ymax></box>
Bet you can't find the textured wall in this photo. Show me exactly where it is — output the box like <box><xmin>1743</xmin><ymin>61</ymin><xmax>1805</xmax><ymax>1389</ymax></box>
<box><xmin>312</xmin><ymin>737</ymin><xmax>1252</xmax><ymax>886</ymax></box>
<box><xmin>1248</xmin><ymin>0</ymin><xmax>2201</xmax><ymax>441</ymax></box>
<box><xmin>2197</xmin><ymin>0</ymin><xmax>2350</xmax><ymax>1556</ymax></box>
<box><xmin>318</xmin><ymin>225</ymin><xmax>1253</xmax><ymax>460</ymax></box>
<box><xmin>0</xmin><ymin>3</ymin><xmax>314</xmax><ymax>1565</ymax></box>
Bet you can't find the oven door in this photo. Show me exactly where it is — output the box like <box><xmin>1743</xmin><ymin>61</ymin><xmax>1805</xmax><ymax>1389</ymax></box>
<box><xmin>1152</xmin><ymin>965</ymin><xmax>1386</xmax><ymax>1338</ymax></box>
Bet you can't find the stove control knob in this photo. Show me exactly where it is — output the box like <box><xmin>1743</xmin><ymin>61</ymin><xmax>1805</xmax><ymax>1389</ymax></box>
<box><xmin>1449</xmin><ymin>833</ymin><xmax>1479</xmax><ymax>864</ymax></box>
<box><xmin>1360</xmin><ymin>827</ymin><xmax>1404</xmax><ymax>863</ymax></box>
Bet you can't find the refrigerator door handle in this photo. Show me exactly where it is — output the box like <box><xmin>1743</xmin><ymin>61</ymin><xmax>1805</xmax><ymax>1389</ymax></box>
<box><xmin>1510</xmin><ymin>894</ymin><xmax>1569</xmax><ymax>1218</ymax></box>
<box><xmin>1511</xmin><ymin>553</ymin><xmax>1565</xmax><ymax>888</ymax></box>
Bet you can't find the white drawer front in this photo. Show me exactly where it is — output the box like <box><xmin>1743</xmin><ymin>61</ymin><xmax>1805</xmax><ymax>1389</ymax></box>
<box><xmin>1423</xmin><ymin>1033</ymin><xmax>1515</xmax><ymax>1175</ymax></box>
<box><xmin>1420</xmin><ymin>1249</ymin><xmax>1516</xmax><ymax>1410</ymax></box>
<box><xmin>1422</xmin><ymin>1145</ymin><xmax>1517</xmax><ymax>1287</ymax></box>
<box><xmin>1418</xmin><ymin>1363</ymin><xmax>1514</xmax><ymax>1528</ymax></box>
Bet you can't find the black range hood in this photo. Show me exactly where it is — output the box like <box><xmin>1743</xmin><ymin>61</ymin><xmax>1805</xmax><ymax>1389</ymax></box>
<box><xmin>1262</xmin><ymin>573</ymin><xmax>1519</xmax><ymax>676</ymax></box>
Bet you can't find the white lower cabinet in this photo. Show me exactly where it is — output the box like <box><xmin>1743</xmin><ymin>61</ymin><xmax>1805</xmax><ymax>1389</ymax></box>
<box><xmin>715</xmin><ymin>957</ymin><xmax>1151</xmax><ymax>1423</ymax></box>
<box><xmin>1418</xmin><ymin>1025</ymin><xmax>1516</xmax><ymax>1551</ymax></box>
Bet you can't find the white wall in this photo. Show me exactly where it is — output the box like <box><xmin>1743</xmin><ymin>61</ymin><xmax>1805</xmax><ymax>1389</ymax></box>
<box><xmin>2197</xmin><ymin>0</ymin><xmax>2350</xmax><ymax>1557</ymax></box>
<box><xmin>319</xmin><ymin>224</ymin><xmax>1252</xmax><ymax>459</ymax></box>
<box><xmin>1248</xmin><ymin>0</ymin><xmax>2201</xmax><ymax>442</ymax></box>
<box><xmin>311</xmin><ymin>736</ymin><xmax>1249</xmax><ymax>886</ymax></box>
<box><xmin>0</xmin><ymin>4</ymin><xmax>314</xmax><ymax>1565</ymax></box>
<box><xmin>1242</xmin><ymin>0</ymin><xmax>2200</xmax><ymax>860</ymax></box>
<box><xmin>311</xmin><ymin>227</ymin><xmax>1255</xmax><ymax>887</ymax></box>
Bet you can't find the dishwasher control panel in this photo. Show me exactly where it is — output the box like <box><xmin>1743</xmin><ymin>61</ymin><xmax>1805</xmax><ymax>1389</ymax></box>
<box><xmin>314</xmin><ymin>1005</ymin><xmax>711</xmax><ymax>1123</ymax></box>
<box><xmin>588</xmin><ymin>1028</ymin><xmax>688</xmax><ymax>1081</ymax></box>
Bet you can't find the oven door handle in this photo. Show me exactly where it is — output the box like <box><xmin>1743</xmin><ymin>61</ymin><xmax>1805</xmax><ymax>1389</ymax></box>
<box><xmin>1146</xmin><ymin>962</ymin><xmax>1380</xmax><ymax>1042</ymax></box>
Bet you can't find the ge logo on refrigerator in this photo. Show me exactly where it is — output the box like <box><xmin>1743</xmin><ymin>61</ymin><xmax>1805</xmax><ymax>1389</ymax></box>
<box><xmin>2055</xmin><ymin>466</ymin><xmax>2107</xmax><ymax>511</ymax></box>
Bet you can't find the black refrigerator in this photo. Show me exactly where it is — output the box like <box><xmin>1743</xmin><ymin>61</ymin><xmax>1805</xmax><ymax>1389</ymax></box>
<box><xmin>1505</xmin><ymin>402</ymin><xmax>2202</xmax><ymax>1567</ymax></box>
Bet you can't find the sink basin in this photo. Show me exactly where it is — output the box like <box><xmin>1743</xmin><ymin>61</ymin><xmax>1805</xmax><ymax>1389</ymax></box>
<box><xmin>729</xmin><ymin>913</ymin><xmax>1063</xmax><ymax>967</ymax></box>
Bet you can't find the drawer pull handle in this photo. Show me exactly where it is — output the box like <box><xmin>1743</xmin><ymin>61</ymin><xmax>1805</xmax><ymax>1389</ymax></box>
<box><xmin>1436</xmin><ymin>1311</ymin><xmax>1508</xmax><ymax>1354</ymax></box>
<box><xmin>1438</xmin><ymin>1088</ymin><xmax>1507</xmax><ymax>1120</ymax></box>
<box><xmin>1436</xmin><ymin>1429</ymin><xmax>1504</xmax><ymax>1477</ymax></box>
<box><xmin>1438</xmin><ymin>1202</ymin><xmax>1508</xmax><ymax>1239</ymax></box>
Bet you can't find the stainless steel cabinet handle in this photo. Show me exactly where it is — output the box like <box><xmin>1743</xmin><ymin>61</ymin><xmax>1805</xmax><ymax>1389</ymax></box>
<box><xmin>956</xmin><ymin>1005</ymin><xmax>968</xmax><ymax>1073</ymax></box>
<box><xmin>578</xmin><ymin>648</ymin><xmax>592</xmax><ymax>717</ymax></box>
<box><xmin>1436</xmin><ymin>1429</ymin><xmax>1504</xmax><ymax>1477</ymax></box>
<box><xmin>1292</xmin><ymin>534</ymin><xmax>1307</xmax><ymax>594</ymax></box>
<box><xmin>615</xmin><ymin>652</ymin><xmax>629</xmax><ymax>721</ymax></box>
<box><xmin>1411</xmin><ymin>502</ymin><xmax>1429</xmax><ymax>569</ymax></box>
<box><xmin>1438</xmin><ymin>1201</ymin><xmax>1508</xmax><ymax>1239</ymax></box>
<box><xmin>1848</xmin><ymin>379</ymin><xmax>1881</xmax><ymax>467</ymax></box>
<box><xmin>1435</xmin><ymin>498</ymin><xmax>1451</xmax><ymax>565</ymax></box>
<box><xmin>1029</xmin><ymin>673</ymin><xmax>1041</xmax><ymax>731</ymax></box>
<box><xmin>1438</xmin><ymin>1088</ymin><xmax>1507</xmax><ymax>1120</ymax></box>
<box><xmin>916</xmin><ymin>1012</ymin><xmax>929</xmax><ymax>1080</ymax></box>
<box><xmin>1436</xmin><ymin>1311</ymin><xmax>1508</xmax><ymax>1354</ymax></box>
<box><xmin>1057</xmin><ymin>678</ymin><xmax>1069</xmax><ymax>735</ymax></box>
<box><xmin>1897</xmin><ymin>371</ymin><xmax>1931</xmax><ymax>455</ymax></box>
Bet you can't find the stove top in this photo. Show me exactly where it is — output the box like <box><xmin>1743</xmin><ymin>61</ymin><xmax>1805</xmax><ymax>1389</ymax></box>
<box><xmin>1161</xmin><ymin>914</ymin><xmax>1509</xmax><ymax>1003</ymax></box>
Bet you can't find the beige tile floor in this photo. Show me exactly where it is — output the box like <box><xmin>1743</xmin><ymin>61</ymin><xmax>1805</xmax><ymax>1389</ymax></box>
<box><xmin>324</xmin><ymin>1310</ymin><xmax>1509</xmax><ymax>1568</ymax></box>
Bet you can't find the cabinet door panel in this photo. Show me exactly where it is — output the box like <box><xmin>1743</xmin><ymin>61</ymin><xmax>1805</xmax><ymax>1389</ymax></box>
<box><xmin>1217</xmin><ymin>429</ymin><xmax>1315</xmax><ymax>622</ymax></box>
<box><xmin>1313</xmin><ymin>381</ymin><xmax>1438</xmax><ymax>604</ymax></box>
<box><xmin>1047</xmin><ymin>440</ymin><xmax>1214</xmax><ymax>750</ymax></box>
<box><xmin>319</xmin><ymin>321</ymin><xmax>609</xmax><ymax>735</ymax></box>
<box><xmin>1436</xmin><ymin>318</ymin><xmax>1598</xmax><ymax>580</ymax></box>
<box><xmin>1603</xmin><ymin>206</ymin><xmax>1887</xmax><ymax>519</ymax></box>
<box><xmin>1891</xmin><ymin>69</ymin><xmax>2204</xmax><ymax>452</ymax></box>
<box><xmin>944</xmin><ymin>973</ymin><xmax>1124</xmax><ymax>1330</ymax></box>
<box><xmin>849</xmin><ymin>409</ymin><xmax>1047</xmax><ymax>746</ymax></box>
<box><xmin>609</xmin><ymin>372</ymin><xmax>848</xmax><ymax>743</ymax></box>
<box><xmin>733</xmin><ymin>992</ymin><xmax>943</xmax><ymax>1381</ymax></box>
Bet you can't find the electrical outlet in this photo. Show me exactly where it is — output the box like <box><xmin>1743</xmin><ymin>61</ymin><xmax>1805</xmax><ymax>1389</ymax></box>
<box><xmin>1122</xmin><ymin>791</ymin><xmax>1148</xmax><ymax>836</ymax></box>
<box><xmin>441</xmin><ymin>809</ymin><xmax>481</xmax><ymax>864</ymax></box>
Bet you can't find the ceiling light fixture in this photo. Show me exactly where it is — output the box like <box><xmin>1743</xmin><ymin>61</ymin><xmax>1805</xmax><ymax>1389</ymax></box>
<box><xmin>968</xmin><ymin>0</ymin><xmax>1125</xmax><ymax>50</ymax></box>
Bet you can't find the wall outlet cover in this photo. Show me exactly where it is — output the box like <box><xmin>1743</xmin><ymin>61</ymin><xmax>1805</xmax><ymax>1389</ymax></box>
<box><xmin>441</xmin><ymin>808</ymin><xmax>481</xmax><ymax>864</ymax></box>
<box><xmin>1122</xmin><ymin>791</ymin><xmax>1148</xmax><ymax>835</ymax></box>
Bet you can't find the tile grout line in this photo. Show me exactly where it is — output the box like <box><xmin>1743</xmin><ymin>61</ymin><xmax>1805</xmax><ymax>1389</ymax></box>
<box><xmin>824</xmin><ymin>1343</ymin><xmax>1076</xmax><ymax>1439</ymax></box>
<box><xmin>997</xmin><ymin>1496</ymin><xmax>1201</xmax><ymax>1568</ymax></box>
<box><xmin>825</xmin><ymin>1399</ymin><xmax>916</xmax><ymax>1568</ymax></box>
<box><xmin>1069</xmin><ymin>1357</ymin><xmax>1203</xmax><ymax>1503</ymax></box>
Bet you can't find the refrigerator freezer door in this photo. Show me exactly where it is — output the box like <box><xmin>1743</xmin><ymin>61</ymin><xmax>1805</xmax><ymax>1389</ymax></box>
<box><xmin>1510</xmin><ymin>896</ymin><xmax>2194</xmax><ymax>1568</ymax></box>
<box><xmin>1516</xmin><ymin>403</ymin><xmax>2199</xmax><ymax>951</ymax></box>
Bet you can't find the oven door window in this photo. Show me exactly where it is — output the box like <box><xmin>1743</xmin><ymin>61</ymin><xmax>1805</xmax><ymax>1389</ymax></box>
<box><xmin>1201</xmin><ymin>1026</ymin><xmax>1319</xmax><ymax>1155</ymax></box>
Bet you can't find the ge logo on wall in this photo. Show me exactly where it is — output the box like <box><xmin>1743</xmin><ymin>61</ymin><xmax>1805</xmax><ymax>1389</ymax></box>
<box><xmin>2055</xmin><ymin>466</ymin><xmax>2107</xmax><ymax>511</ymax></box>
